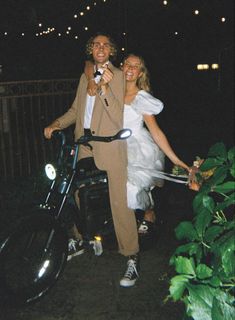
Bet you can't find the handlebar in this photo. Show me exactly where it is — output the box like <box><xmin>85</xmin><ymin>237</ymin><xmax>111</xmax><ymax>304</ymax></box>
<box><xmin>76</xmin><ymin>129</ymin><xmax>132</xmax><ymax>145</ymax></box>
<box><xmin>49</xmin><ymin>129</ymin><xmax>132</xmax><ymax>170</ymax></box>
<box><xmin>52</xmin><ymin>130</ymin><xmax>66</xmax><ymax>146</ymax></box>
<box><xmin>52</xmin><ymin>129</ymin><xmax>132</xmax><ymax>146</ymax></box>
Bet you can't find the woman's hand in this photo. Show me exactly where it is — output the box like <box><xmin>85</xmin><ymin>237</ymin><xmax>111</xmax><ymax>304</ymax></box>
<box><xmin>85</xmin><ymin>60</ymin><xmax>98</xmax><ymax>96</ymax></box>
<box><xmin>188</xmin><ymin>166</ymin><xmax>201</xmax><ymax>191</ymax></box>
<box><xmin>87</xmin><ymin>79</ymin><xmax>98</xmax><ymax>96</ymax></box>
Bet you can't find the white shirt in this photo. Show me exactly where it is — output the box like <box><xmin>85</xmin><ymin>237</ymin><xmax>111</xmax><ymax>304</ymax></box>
<box><xmin>83</xmin><ymin>62</ymin><xmax>109</xmax><ymax>129</ymax></box>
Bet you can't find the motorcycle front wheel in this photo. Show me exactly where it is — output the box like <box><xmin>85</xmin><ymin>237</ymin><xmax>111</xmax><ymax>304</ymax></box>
<box><xmin>0</xmin><ymin>213</ymin><xmax>68</xmax><ymax>306</ymax></box>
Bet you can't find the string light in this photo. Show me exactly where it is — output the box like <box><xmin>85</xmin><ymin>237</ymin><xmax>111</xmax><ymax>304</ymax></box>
<box><xmin>211</xmin><ymin>64</ymin><xmax>219</xmax><ymax>69</ymax></box>
<box><xmin>0</xmin><ymin>0</ymin><xmax>229</xmax><ymax>45</ymax></box>
<box><xmin>197</xmin><ymin>64</ymin><xmax>209</xmax><ymax>70</ymax></box>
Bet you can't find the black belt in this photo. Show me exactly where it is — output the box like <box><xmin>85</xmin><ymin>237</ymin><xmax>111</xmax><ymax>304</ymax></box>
<box><xmin>84</xmin><ymin>128</ymin><xmax>92</xmax><ymax>136</ymax></box>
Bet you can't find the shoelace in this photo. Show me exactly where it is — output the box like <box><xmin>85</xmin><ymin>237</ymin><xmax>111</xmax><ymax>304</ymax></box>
<box><xmin>124</xmin><ymin>259</ymin><xmax>139</xmax><ymax>279</ymax></box>
<box><xmin>68</xmin><ymin>239</ymin><xmax>77</xmax><ymax>251</ymax></box>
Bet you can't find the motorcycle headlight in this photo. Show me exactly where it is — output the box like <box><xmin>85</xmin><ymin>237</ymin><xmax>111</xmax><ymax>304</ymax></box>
<box><xmin>45</xmin><ymin>164</ymin><xmax>56</xmax><ymax>180</ymax></box>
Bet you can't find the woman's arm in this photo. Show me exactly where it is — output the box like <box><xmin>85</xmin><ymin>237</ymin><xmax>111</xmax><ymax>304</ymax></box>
<box><xmin>144</xmin><ymin>114</ymin><xmax>190</xmax><ymax>171</ymax></box>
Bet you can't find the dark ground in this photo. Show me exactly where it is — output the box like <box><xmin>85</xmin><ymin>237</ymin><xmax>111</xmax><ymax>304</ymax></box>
<box><xmin>0</xmin><ymin>178</ymin><xmax>193</xmax><ymax>320</ymax></box>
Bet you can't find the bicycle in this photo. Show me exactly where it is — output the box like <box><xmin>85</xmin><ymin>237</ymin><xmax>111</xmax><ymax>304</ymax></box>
<box><xmin>0</xmin><ymin>129</ymin><xmax>132</xmax><ymax>306</ymax></box>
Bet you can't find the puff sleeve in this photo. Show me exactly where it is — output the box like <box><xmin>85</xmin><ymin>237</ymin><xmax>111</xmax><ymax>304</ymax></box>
<box><xmin>132</xmin><ymin>90</ymin><xmax>164</xmax><ymax>115</ymax></box>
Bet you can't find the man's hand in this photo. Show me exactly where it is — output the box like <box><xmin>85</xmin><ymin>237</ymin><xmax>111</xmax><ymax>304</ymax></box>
<box><xmin>100</xmin><ymin>66</ymin><xmax>113</xmax><ymax>85</ymax></box>
<box><xmin>44</xmin><ymin>120</ymin><xmax>60</xmax><ymax>139</ymax></box>
<box><xmin>98</xmin><ymin>66</ymin><xmax>114</xmax><ymax>94</ymax></box>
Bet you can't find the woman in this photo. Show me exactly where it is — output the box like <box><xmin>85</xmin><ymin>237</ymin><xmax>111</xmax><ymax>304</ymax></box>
<box><xmin>85</xmin><ymin>54</ymin><xmax>190</xmax><ymax>234</ymax></box>
<box><xmin>122</xmin><ymin>54</ymin><xmax>189</xmax><ymax>231</ymax></box>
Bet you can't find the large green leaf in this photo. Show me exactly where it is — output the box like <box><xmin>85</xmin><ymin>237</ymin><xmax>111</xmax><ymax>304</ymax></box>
<box><xmin>175</xmin><ymin>222</ymin><xmax>199</xmax><ymax>241</ymax></box>
<box><xmin>224</xmin><ymin>219</ymin><xmax>235</xmax><ymax>231</ymax></box>
<box><xmin>193</xmin><ymin>192</ymin><xmax>206</xmax><ymax>214</ymax></box>
<box><xmin>212</xmin><ymin>230</ymin><xmax>235</xmax><ymax>254</ymax></box>
<box><xmin>205</xmin><ymin>166</ymin><xmax>228</xmax><ymax>188</ymax></box>
<box><xmin>207</xmin><ymin>142</ymin><xmax>227</xmax><ymax>160</ymax></box>
<box><xmin>199</xmin><ymin>158</ymin><xmax>224</xmax><ymax>171</ymax></box>
<box><xmin>215</xmin><ymin>193</ymin><xmax>235</xmax><ymax>211</ymax></box>
<box><xmin>202</xmin><ymin>195</ymin><xmax>215</xmax><ymax>213</ymax></box>
<box><xmin>207</xmin><ymin>276</ymin><xmax>222</xmax><ymax>288</ymax></box>
<box><xmin>169</xmin><ymin>274</ymin><xmax>191</xmax><ymax>301</ymax></box>
<box><xmin>175</xmin><ymin>256</ymin><xmax>196</xmax><ymax>276</ymax></box>
<box><xmin>212</xmin><ymin>231</ymin><xmax>235</xmax><ymax>276</ymax></box>
<box><xmin>195</xmin><ymin>210</ymin><xmax>212</xmax><ymax>238</ymax></box>
<box><xmin>228</xmin><ymin>146</ymin><xmax>235</xmax><ymax>162</ymax></box>
<box><xmin>230</xmin><ymin>163</ymin><xmax>235</xmax><ymax>178</ymax></box>
<box><xmin>211</xmin><ymin>291</ymin><xmax>235</xmax><ymax>320</ymax></box>
<box><xmin>204</xmin><ymin>225</ymin><xmax>224</xmax><ymax>243</ymax></box>
<box><xmin>213</xmin><ymin>181</ymin><xmax>235</xmax><ymax>194</ymax></box>
<box><xmin>222</xmin><ymin>249</ymin><xmax>235</xmax><ymax>277</ymax></box>
<box><xmin>174</xmin><ymin>243</ymin><xmax>199</xmax><ymax>257</ymax></box>
<box><xmin>199</xmin><ymin>183</ymin><xmax>211</xmax><ymax>194</ymax></box>
<box><xmin>186</xmin><ymin>284</ymin><xmax>216</xmax><ymax>320</ymax></box>
<box><xmin>196</xmin><ymin>264</ymin><xmax>213</xmax><ymax>279</ymax></box>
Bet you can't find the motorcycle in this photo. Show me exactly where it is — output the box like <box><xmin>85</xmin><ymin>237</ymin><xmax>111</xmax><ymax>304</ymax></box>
<box><xmin>0</xmin><ymin>129</ymin><xmax>132</xmax><ymax>306</ymax></box>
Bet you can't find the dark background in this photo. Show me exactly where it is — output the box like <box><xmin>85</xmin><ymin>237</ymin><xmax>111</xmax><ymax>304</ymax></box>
<box><xmin>0</xmin><ymin>3</ymin><xmax>234</xmax><ymax>317</ymax></box>
<box><xmin>0</xmin><ymin>0</ymin><xmax>234</xmax><ymax>155</ymax></box>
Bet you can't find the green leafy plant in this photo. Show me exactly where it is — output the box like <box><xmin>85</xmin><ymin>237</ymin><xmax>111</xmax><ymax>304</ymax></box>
<box><xmin>169</xmin><ymin>143</ymin><xmax>235</xmax><ymax>320</ymax></box>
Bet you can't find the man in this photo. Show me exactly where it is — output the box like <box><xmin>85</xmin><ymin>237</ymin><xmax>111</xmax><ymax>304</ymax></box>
<box><xmin>44</xmin><ymin>33</ymin><xmax>139</xmax><ymax>287</ymax></box>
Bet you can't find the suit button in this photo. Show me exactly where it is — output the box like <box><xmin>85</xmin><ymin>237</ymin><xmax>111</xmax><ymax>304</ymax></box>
<box><xmin>92</xmin><ymin>131</ymin><xmax>95</xmax><ymax>134</ymax></box>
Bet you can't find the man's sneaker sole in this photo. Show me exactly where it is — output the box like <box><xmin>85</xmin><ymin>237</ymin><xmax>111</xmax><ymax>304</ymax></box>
<box><xmin>120</xmin><ymin>277</ymin><xmax>137</xmax><ymax>287</ymax></box>
<box><xmin>67</xmin><ymin>248</ymin><xmax>85</xmax><ymax>261</ymax></box>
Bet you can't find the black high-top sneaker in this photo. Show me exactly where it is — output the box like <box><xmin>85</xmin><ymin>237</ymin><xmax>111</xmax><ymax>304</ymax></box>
<box><xmin>120</xmin><ymin>254</ymin><xmax>139</xmax><ymax>287</ymax></box>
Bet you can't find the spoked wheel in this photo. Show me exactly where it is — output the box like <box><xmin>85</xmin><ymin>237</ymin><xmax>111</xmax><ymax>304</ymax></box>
<box><xmin>0</xmin><ymin>213</ymin><xmax>68</xmax><ymax>306</ymax></box>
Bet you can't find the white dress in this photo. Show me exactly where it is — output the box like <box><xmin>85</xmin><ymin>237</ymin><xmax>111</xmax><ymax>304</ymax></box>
<box><xmin>124</xmin><ymin>90</ymin><xmax>165</xmax><ymax>210</ymax></box>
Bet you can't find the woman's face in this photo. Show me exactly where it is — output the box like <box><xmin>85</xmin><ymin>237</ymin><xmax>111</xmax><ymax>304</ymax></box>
<box><xmin>123</xmin><ymin>56</ymin><xmax>143</xmax><ymax>82</ymax></box>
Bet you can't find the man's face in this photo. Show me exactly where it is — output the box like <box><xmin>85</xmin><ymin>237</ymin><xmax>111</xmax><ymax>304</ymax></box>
<box><xmin>91</xmin><ymin>35</ymin><xmax>112</xmax><ymax>66</ymax></box>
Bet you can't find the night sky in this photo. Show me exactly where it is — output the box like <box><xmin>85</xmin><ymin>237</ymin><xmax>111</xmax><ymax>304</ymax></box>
<box><xmin>0</xmin><ymin>1</ymin><xmax>233</xmax><ymax>80</ymax></box>
<box><xmin>0</xmin><ymin>0</ymin><xmax>234</xmax><ymax>151</ymax></box>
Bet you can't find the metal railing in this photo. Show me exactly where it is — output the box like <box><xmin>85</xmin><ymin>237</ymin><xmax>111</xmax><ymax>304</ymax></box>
<box><xmin>0</xmin><ymin>79</ymin><xmax>78</xmax><ymax>179</ymax></box>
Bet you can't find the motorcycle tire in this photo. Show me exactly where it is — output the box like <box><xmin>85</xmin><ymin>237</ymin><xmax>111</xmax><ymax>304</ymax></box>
<box><xmin>0</xmin><ymin>213</ymin><xmax>68</xmax><ymax>306</ymax></box>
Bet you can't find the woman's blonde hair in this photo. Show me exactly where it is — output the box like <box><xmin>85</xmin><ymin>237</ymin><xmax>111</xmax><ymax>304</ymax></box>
<box><xmin>123</xmin><ymin>54</ymin><xmax>151</xmax><ymax>92</ymax></box>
